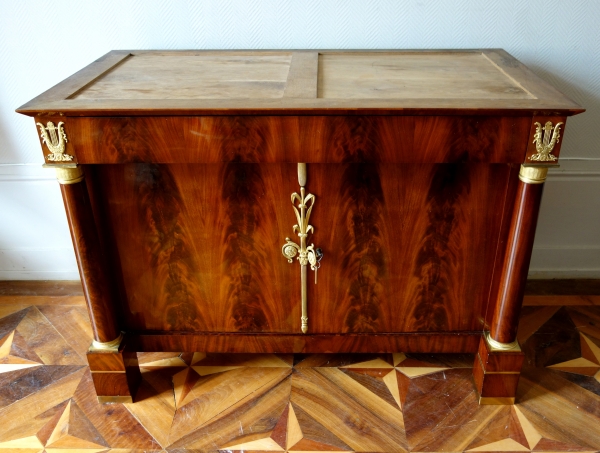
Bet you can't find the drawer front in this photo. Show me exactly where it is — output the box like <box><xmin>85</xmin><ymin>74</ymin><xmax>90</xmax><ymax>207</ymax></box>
<box><xmin>90</xmin><ymin>162</ymin><xmax>512</xmax><ymax>335</ymax></box>
<box><xmin>40</xmin><ymin>115</ymin><xmax>532</xmax><ymax>164</ymax></box>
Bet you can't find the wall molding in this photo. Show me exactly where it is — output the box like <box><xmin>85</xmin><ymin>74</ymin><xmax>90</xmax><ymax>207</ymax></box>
<box><xmin>547</xmin><ymin>158</ymin><xmax>600</xmax><ymax>179</ymax></box>
<box><xmin>528</xmin><ymin>270</ymin><xmax>600</xmax><ymax>279</ymax></box>
<box><xmin>0</xmin><ymin>270</ymin><xmax>81</xmax><ymax>280</ymax></box>
<box><xmin>529</xmin><ymin>245</ymin><xmax>600</xmax><ymax>279</ymax></box>
<box><xmin>0</xmin><ymin>164</ymin><xmax>55</xmax><ymax>182</ymax></box>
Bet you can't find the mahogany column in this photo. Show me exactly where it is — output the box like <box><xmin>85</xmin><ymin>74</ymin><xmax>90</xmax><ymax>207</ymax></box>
<box><xmin>474</xmin><ymin>165</ymin><xmax>547</xmax><ymax>404</ymax></box>
<box><xmin>55</xmin><ymin>165</ymin><xmax>140</xmax><ymax>403</ymax></box>
<box><xmin>491</xmin><ymin>165</ymin><xmax>547</xmax><ymax>344</ymax></box>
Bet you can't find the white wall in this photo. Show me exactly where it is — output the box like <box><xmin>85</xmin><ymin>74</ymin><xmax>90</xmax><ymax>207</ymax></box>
<box><xmin>1</xmin><ymin>0</ymin><xmax>598</xmax><ymax>280</ymax></box>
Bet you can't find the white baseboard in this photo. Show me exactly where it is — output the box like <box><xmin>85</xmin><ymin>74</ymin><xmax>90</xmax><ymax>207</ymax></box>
<box><xmin>528</xmin><ymin>269</ymin><xmax>600</xmax><ymax>279</ymax></box>
<box><xmin>529</xmin><ymin>245</ymin><xmax>600</xmax><ymax>279</ymax></box>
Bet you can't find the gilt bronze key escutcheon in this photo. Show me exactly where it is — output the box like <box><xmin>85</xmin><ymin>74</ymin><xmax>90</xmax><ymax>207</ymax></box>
<box><xmin>281</xmin><ymin>163</ymin><xmax>322</xmax><ymax>334</ymax></box>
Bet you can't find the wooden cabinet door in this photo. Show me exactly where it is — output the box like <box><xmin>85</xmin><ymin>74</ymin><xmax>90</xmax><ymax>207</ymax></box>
<box><xmin>93</xmin><ymin>162</ymin><xmax>511</xmax><ymax>336</ymax></box>
<box><xmin>93</xmin><ymin>163</ymin><xmax>302</xmax><ymax>334</ymax></box>
<box><xmin>305</xmin><ymin>163</ymin><xmax>511</xmax><ymax>334</ymax></box>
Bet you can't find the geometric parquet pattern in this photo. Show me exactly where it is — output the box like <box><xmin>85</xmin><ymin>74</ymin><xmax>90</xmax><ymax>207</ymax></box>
<box><xmin>0</xmin><ymin>294</ymin><xmax>599</xmax><ymax>452</ymax></box>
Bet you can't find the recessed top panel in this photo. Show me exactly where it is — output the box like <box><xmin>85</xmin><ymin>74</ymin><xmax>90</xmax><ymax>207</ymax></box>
<box><xmin>73</xmin><ymin>53</ymin><xmax>293</xmax><ymax>99</ymax></box>
<box><xmin>317</xmin><ymin>52</ymin><xmax>534</xmax><ymax>99</ymax></box>
<box><xmin>18</xmin><ymin>49</ymin><xmax>583</xmax><ymax>116</ymax></box>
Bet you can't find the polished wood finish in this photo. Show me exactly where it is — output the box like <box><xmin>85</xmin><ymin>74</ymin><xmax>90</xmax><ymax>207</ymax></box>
<box><xmin>87</xmin><ymin>343</ymin><xmax>141</xmax><ymax>402</ymax></box>
<box><xmin>477</xmin><ymin>338</ymin><xmax>524</xmax><ymax>372</ymax></box>
<box><xmin>39</xmin><ymin>115</ymin><xmax>532</xmax><ymax>164</ymax></box>
<box><xmin>130</xmin><ymin>332</ymin><xmax>481</xmax><ymax>354</ymax></box>
<box><xmin>60</xmin><ymin>179</ymin><xmax>119</xmax><ymax>343</ymax></box>
<box><xmin>473</xmin><ymin>337</ymin><xmax>525</xmax><ymax>402</ymax></box>
<box><xmin>17</xmin><ymin>49</ymin><xmax>585</xmax><ymax>405</ymax></box>
<box><xmin>91</xmin><ymin>163</ymin><xmax>508</xmax><ymax>335</ymax></box>
<box><xmin>490</xmin><ymin>180</ymin><xmax>545</xmax><ymax>344</ymax></box>
<box><xmin>2</xmin><ymin>278</ymin><xmax>595</xmax><ymax>297</ymax></box>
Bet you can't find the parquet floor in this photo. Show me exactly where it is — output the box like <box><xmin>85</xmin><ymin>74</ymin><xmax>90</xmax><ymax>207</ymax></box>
<box><xmin>0</xmin><ymin>289</ymin><xmax>599</xmax><ymax>452</ymax></box>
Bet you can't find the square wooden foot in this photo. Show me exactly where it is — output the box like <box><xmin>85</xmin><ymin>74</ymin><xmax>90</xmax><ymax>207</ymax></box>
<box><xmin>87</xmin><ymin>339</ymin><xmax>141</xmax><ymax>403</ymax></box>
<box><xmin>473</xmin><ymin>334</ymin><xmax>524</xmax><ymax>405</ymax></box>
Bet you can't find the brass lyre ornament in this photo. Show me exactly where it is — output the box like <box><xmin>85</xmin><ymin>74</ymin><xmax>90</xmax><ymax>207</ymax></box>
<box><xmin>36</xmin><ymin>121</ymin><xmax>73</xmax><ymax>162</ymax></box>
<box><xmin>529</xmin><ymin>121</ymin><xmax>563</xmax><ymax>162</ymax></box>
<box><xmin>282</xmin><ymin>163</ymin><xmax>322</xmax><ymax>334</ymax></box>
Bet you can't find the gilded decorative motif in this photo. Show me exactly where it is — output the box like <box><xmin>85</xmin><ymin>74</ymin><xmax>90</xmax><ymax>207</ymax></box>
<box><xmin>518</xmin><ymin>165</ymin><xmax>548</xmax><ymax>185</ymax></box>
<box><xmin>282</xmin><ymin>164</ymin><xmax>322</xmax><ymax>334</ymax></box>
<box><xmin>89</xmin><ymin>332</ymin><xmax>124</xmax><ymax>352</ymax></box>
<box><xmin>281</xmin><ymin>188</ymin><xmax>319</xmax><ymax>269</ymax></box>
<box><xmin>529</xmin><ymin>121</ymin><xmax>563</xmax><ymax>162</ymax></box>
<box><xmin>37</xmin><ymin>121</ymin><xmax>74</xmax><ymax>162</ymax></box>
<box><xmin>484</xmin><ymin>331</ymin><xmax>521</xmax><ymax>352</ymax></box>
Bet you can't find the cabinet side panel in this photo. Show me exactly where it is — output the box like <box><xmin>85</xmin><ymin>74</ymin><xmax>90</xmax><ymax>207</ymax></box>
<box><xmin>309</xmin><ymin>163</ymin><xmax>509</xmax><ymax>334</ymax></box>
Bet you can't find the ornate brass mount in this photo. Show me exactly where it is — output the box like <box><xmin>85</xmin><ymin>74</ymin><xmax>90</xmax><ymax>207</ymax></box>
<box><xmin>282</xmin><ymin>163</ymin><xmax>323</xmax><ymax>334</ymax></box>
<box><xmin>89</xmin><ymin>332</ymin><xmax>124</xmax><ymax>352</ymax></box>
<box><xmin>484</xmin><ymin>331</ymin><xmax>521</xmax><ymax>353</ymax></box>
<box><xmin>519</xmin><ymin>165</ymin><xmax>548</xmax><ymax>185</ymax></box>
<box><xmin>37</xmin><ymin>121</ymin><xmax>74</xmax><ymax>162</ymax></box>
<box><xmin>529</xmin><ymin>121</ymin><xmax>563</xmax><ymax>162</ymax></box>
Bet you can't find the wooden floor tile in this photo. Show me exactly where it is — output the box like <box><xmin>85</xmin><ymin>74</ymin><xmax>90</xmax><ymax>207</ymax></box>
<box><xmin>567</xmin><ymin>306</ymin><xmax>600</xmax><ymax>340</ymax></box>
<box><xmin>124</xmin><ymin>370</ymin><xmax>177</xmax><ymax>448</ymax></box>
<box><xmin>71</xmin><ymin>370</ymin><xmax>159</xmax><ymax>450</ymax></box>
<box><xmin>36</xmin><ymin>305</ymin><xmax>93</xmax><ymax>361</ymax></box>
<box><xmin>0</xmin><ymin>367</ymin><xmax>86</xmax><ymax>444</ymax></box>
<box><xmin>517</xmin><ymin>367</ymin><xmax>600</xmax><ymax>449</ymax></box>
<box><xmin>517</xmin><ymin>305</ymin><xmax>561</xmax><ymax>344</ymax></box>
<box><xmin>14</xmin><ymin>306</ymin><xmax>85</xmax><ymax>365</ymax></box>
<box><xmin>168</xmin><ymin>366</ymin><xmax>291</xmax><ymax>447</ymax></box>
<box><xmin>291</xmin><ymin>367</ymin><xmax>407</xmax><ymax>452</ymax></box>
<box><xmin>170</xmin><ymin>373</ymin><xmax>291</xmax><ymax>449</ymax></box>
<box><xmin>0</xmin><ymin>365</ymin><xmax>83</xmax><ymax>408</ymax></box>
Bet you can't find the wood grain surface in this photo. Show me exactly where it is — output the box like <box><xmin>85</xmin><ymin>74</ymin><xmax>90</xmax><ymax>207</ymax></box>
<box><xmin>73</xmin><ymin>52</ymin><xmax>293</xmax><ymax>100</ymax></box>
<box><xmin>474</xmin><ymin>336</ymin><xmax>525</xmax><ymax>400</ymax></box>
<box><xmin>1</xmin><ymin>291</ymin><xmax>600</xmax><ymax>451</ymax></box>
<box><xmin>92</xmin><ymin>163</ymin><xmax>298</xmax><ymax>333</ymax></box>
<box><xmin>59</xmin><ymin>181</ymin><xmax>120</xmax><ymax>343</ymax></box>
<box><xmin>130</xmin><ymin>332</ymin><xmax>482</xmax><ymax>354</ymax></box>
<box><xmin>491</xmin><ymin>181</ymin><xmax>545</xmax><ymax>343</ymax></box>
<box><xmin>88</xmin><ymin>163</ymin><xmax>511</xmax><ymax>337</ymax></box>
<box><xmin>54</xmin><ymin>115</ymin><xmax>532</xmax><ymax>164</ymax></box>
<box><xmin>317</xmin><ymin>52</ymin><xmax>534</xmax><ymax>100</ymax></box>
<box><xmin>16</xmin><ymin>49</ymin><xmax>584</xmax><ymax>116</ymax></box>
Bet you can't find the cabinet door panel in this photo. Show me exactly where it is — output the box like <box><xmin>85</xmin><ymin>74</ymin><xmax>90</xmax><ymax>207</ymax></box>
<box><xmin>306</xmin><ymin>163</ymin><xmax>510</xmax><ymax>334</ymax></box>
<box><xmin>94</xmin><ymin>163</ymin><xmax>300</xmax><ymax>333</ymax></box>
<box><xmin>93</xmin><ymin>162</ymin><xmax>509</xmax><ymax>335</ymax></box>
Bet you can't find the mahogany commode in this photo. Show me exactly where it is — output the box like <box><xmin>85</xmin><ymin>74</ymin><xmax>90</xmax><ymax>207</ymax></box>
<box><xmin>17</xmin><ymin>49</ymin><xmax>584</xmax><ymax>404</ymax></box>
